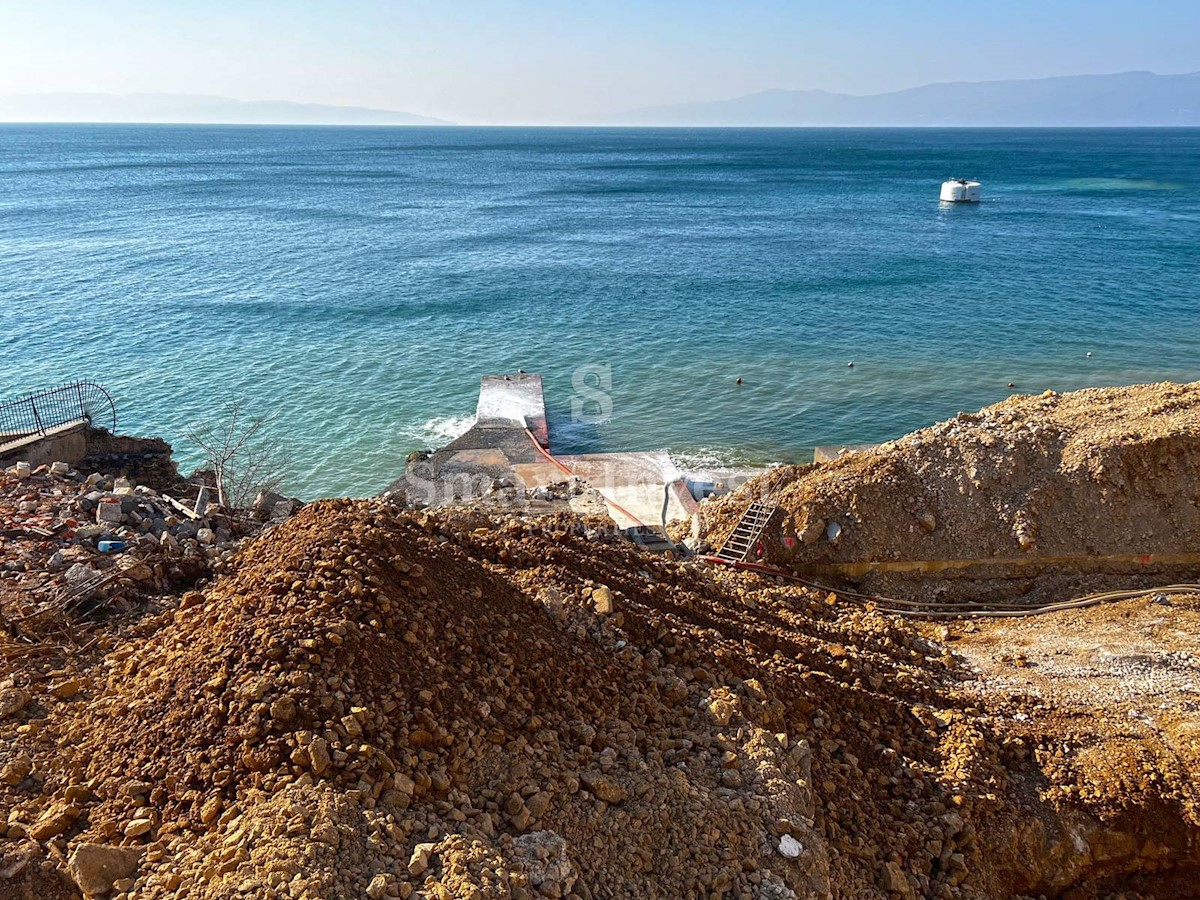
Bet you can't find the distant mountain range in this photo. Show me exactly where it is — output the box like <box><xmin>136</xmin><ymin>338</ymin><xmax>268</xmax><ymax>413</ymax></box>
<box><xmin>608</xmin><ymin>71</ymin><xmax>1200</xmax><ymax>127</ymax></box>
<box><xmin>0</xmin><ymin>93</ymin><xmax>451</xmax><ymax>125</ymax></box>
<box><xmin>4</xmin><ymin>73</ymin><xmax>1199</xmax><ymax>127</ymax></box>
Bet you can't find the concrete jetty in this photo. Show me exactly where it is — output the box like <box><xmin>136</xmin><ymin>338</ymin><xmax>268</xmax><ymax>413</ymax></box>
<box><xmin>555</xmin><ymin>450</ymin><xmax>695</xmax><ymax>529</ymax></box>
<box><xmin>475</xmin><ymin>373</ymin><xmax>549</xmax><ymax>447</ymax></box>
<box><xmin>383</xmin><ymin>373</ymin><xmax>697</xmax><ymax>534</ymax></box>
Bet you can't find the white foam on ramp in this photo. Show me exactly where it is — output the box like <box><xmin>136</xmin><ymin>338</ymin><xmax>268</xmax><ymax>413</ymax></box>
<box><xmin>475</xmin><ymin>373</ymin><xmax>549</xmax><ymax>447</ymax></box>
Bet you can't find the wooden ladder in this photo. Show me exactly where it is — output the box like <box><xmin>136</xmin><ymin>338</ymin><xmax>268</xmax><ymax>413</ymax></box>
<box><xmin>713</xmin><ymin>502</ymin><xmax>777</xmax><ymax>563</ymax></box>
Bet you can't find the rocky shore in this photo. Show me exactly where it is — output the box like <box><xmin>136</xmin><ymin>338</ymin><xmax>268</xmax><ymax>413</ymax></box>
<box><xmin>1</xmin><ymin>385</ymin><xmax>1199</xmax><ymax>898</ymax></box>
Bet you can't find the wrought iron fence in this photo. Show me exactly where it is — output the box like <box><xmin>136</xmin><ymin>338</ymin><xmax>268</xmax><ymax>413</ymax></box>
<box><xmin>0</xmin><ymin>380</ymin><xmax>117</xmax><ymax>442</ymax></box>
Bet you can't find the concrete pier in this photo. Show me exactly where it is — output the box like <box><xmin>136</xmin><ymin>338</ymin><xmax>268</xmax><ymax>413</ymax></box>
<box><xmin>384</xmin><ymin>374</ymin><xmax>559</xmax><ymax>508</ymax></box>
<box><xmin>383</xmin><ymin>373</ymin><xmax>696</xmax><ymax>536</ymax></box>
<box><xmin>556</xmin><ymin>451</ymin><xmax>696</xmax><ymax>529</ymax></box>
<box><xmin>476</xmin><ymin>373</ymin><xmax>549</xmax><ymax>448</ymax></box>
<box><xmin>0</xmin><ymin>420</ymin><xmax>90</xmax><ymax>469</ymax></box>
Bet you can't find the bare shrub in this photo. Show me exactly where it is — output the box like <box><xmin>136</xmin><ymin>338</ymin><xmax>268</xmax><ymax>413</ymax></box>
<box><xmin>184</xmin><ymin>401</ymin><xmax>289</xmax><ymax>509</ymax></box>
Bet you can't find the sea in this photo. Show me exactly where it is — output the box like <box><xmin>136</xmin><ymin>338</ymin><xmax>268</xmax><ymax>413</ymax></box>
<box><xmin>1</xmin><ymin>125</ymin><xmax>1198</xmax><ymax>498</ymax></box>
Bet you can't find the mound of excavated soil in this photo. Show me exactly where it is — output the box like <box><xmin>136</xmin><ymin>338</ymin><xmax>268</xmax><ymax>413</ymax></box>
<box><xmin>3</xmin><ymin>502</ymin><xmax>979</xmax><ymax>899</ymax></box>
<box><xmin>701</xmin><ymin>382</ymin><xmax>1200</xmax><ymax>603</ymax></box>
<box><xmin>73</xmin><ymin>501</ymin><xmax>848</xmax><ymax>898</ymax></box>
<box><xmin>3</xmin><ymin>498</ymin><xmax>1200</xmax><ymax>898</ymax></box>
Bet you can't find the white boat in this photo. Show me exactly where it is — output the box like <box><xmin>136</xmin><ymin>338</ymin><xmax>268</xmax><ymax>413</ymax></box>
<box><xmin>940</xmin><ymin>179</ymin><xmax>981</xmax><ymax>203</ymax></box>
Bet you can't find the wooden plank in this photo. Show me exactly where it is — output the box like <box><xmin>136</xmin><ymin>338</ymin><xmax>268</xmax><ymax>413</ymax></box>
<box><xmin>161</xmin><ymin>494</ymin><xmax>202</xmax><ymax>521</ymax></box>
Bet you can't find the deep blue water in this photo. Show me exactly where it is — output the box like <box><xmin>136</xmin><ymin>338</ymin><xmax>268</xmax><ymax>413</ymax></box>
<box><xmin>1</xmin><ymin>125</ymin><xmax>1198</xmax><ymax>497</ymax></box>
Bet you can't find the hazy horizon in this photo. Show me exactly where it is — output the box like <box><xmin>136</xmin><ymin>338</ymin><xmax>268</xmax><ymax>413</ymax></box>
<box><xmin>4</xmin><ymin>71</ymin><xmax>1200</xmax><ymax>128</ymax></box>
<box><xmin>3</xmin><ymin>1</ymin><xmax>1199</xmax><ymax>125</ymax></box>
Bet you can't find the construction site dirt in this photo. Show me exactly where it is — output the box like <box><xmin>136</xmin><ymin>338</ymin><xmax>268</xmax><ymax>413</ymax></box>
<box><xmin>1</xmin><ymin>381</ymin><xmax>1199</xmax><ymax>899</ymax></box>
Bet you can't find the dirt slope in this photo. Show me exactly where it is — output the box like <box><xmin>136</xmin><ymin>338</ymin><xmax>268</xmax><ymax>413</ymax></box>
<box><xmin>700</xmin><ymin>382</ymin><xmax>1200</xmax><ymax>603</ymax></box>
<box><xmin>3</xmin><ymin>499</ymin><xmax>1199</xmax><ymax>898</ymax></box>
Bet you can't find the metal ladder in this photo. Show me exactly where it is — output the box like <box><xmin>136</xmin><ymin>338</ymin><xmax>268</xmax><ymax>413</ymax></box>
<box><xmin>713</xmin><ymin>502</ymin><xmax>777</xmax><ymax>563</ymax></box>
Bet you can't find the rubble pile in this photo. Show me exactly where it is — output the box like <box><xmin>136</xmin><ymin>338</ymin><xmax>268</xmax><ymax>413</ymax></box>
<box><xmin>75</xmin><ymin>432</ymin><xmax>179</xmax><ymax>494</ymax></box>
<box><xmin>2</xmin><ymin>385</ymin><xmax>1200</xmax><ymax>898</ymax></box>
<box><xmin>0</xmin><ymin>461</ymin><xmax>259</xmax><ymax>634</ymax></box>
<box><xmin>2</xmin><ymin>497</ymin><xmax>1196</xmax><ymax>898</ymax></box>
<box><xmin>9</xmin><ymin>501</ymin><xmax>842</xmax><ymax>898</ymax></box>
<box><xmin>701</xmin><ymin>381</ymin><xmax>1200</xmax><ymax>601</ymax></box>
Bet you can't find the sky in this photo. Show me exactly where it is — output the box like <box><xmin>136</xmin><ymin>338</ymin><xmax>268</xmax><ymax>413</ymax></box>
<box><xmin>2</xmin><ymin>0</ymin><xmax>1199</xmax><ymax>124</ymax></box>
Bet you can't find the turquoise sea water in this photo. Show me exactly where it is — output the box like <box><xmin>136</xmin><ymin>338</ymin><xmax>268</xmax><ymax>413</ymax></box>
<box><xmin>1</xmin><ymin>125</ymin><xmax>1198</xmax><ymax>497</ymax></box>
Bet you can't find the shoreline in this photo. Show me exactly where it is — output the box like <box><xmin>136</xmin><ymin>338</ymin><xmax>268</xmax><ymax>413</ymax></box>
<box><xmin>3</xmin><ymin>378</ymin><xmax>1200</xmax><ymax>896</ymax></box>
<box><xmin>7</xmin><ymin>126</ymin><xmax>1199</xmax><ymax>502</ymax></box>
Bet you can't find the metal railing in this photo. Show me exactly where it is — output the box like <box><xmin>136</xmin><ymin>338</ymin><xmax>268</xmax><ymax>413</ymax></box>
<box><xmin>0</xmin><ymin>380</ymin><xmax>117</xmax><ymax>444</ymax></box>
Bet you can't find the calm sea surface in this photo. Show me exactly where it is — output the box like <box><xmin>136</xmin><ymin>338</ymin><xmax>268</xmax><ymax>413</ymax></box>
<box><xmin>1</xmin><ymin>126</ymin><xmax>1198</xmax><ymax>497</ymax></box>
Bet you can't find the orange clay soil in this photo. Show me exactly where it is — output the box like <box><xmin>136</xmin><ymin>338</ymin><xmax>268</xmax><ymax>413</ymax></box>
<box><xmin>0</xmin><ymin>497</ymin><xmax>1197</xmax><ymax>898</ymax></box>
<box><xmin>698</xmin><ymin>381</ymin><xmax>1200</xmax><ymax>606</ymax></box>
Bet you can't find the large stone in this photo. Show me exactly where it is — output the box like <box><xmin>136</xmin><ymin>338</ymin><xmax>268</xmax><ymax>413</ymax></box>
<box><xmin>514</xmin><ymin>831</ymin><xmax>578</xmax><ymax>898</ymax></box>
<box><xmin>880</xmin><ymin>859</ymin><xmax>916</xmax><ymax>898</ymax></box>
<box><xmin>591</xmin><ymin>585</ymin><xmax>614</xmax><ymax>615</ymax></box>
<box><xmin>537</xmin><ymin>587</ymin><xmax>565</xmax><ymax>621</ymax></box>
<box><xmin>200</xmin><ymin>797</ymin><xmax>222</xmax><ymax>825</ymax></box>
<box><xmin>270</xmin><ymin>695</ymin><xmax>297</xmax><ymax>722</ymax></box>
<box><xmin>96</xmin><ymin>498</ymin><xmax>124</xmax><ymax>524</ymax></box>
<box><xmin>778</xmin><ymin>834</ymin><xmax>803</xmax><ymax>858</ymax></box>
<box><xmin>799</xmin><ymin>517</ymin><xmax>825</xmax><ymax>545</ymax></box>
<box><xmin>65</xmin><ymin>563</ymin><xmax>99</xmax><ymax>587</ymax></box>
<box><xmin>67</xmin><ymin>843</ymin><xmax>142</xmax><ymax>896</ymax></box>
<box><xmin>408</xmin><ymin>842</ymin><xmax>436</xmax><ymax>876</ymax></box>
<box><xmin>124</xmin><ymin>817</ymin><xmax>153</xmax><ymax>837</ymax></box>
<box><xmin>29</xmin><ymin>802</ymin><xmax>80</xmax><ymax>840</ymax></box>
<box><xmin>120</xmin><ymin>561</ymin><xmax>154</xmax><ymax>582</ymax></box>
<box><xmin>579</xmin><ymin>771</ymin><xmax>626</xmax><ymax>804</ymax></box>
<box><xmin>0</xmin><ymin>687</ymin><xmax>29</xmax><ymax>718</ymax></box>
<box><xmin>309</xmin><ymin>738</ymin><xmax>331</xmax><ymax>776</ymax></box>
<box><xmin>526</xmin><ymin>791</ymin><xmax>552</xmax><ymax>818</ymax></box>
<box><xmin>51</xmin><ymin>678</ymin><xmax>84</xmax><ymax>700</ymax></box>
<box><xmin>1</xmin><ymin>753</ymin><xmax>33</xmax><ymax>786</ymax></box>
<box><xmin>253</xmin><ymin>490</ymin><xmax>286</xmax><ymax>521</ymax></box>
<box><xmin>706</xmin><ymin>694</ymin><xmax>738</xmax><ymax>727</ymax></box>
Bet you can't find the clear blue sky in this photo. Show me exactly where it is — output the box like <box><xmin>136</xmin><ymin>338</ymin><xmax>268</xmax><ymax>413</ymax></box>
<box><xmin>2</xmin><ymin>0</ymin><xmax>1198</xmax><ymax>123</ymax></box>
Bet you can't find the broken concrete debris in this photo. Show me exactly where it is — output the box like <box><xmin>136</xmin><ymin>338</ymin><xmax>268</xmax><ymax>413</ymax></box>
<box><xmin>0</xmin><ymin>457</ymin><xmax>303</xmax><ymax>628</ymax></box>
